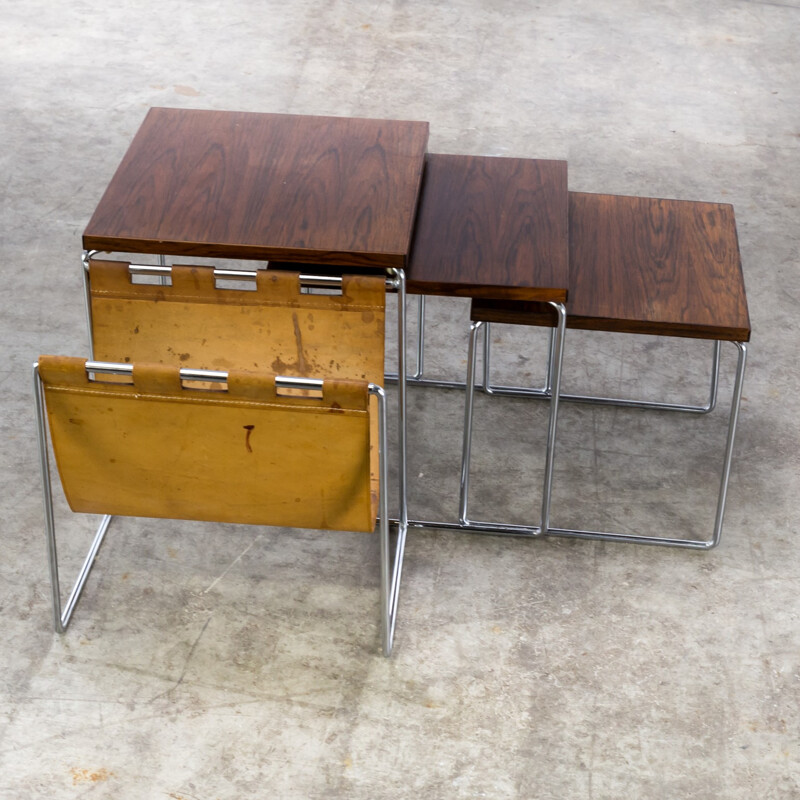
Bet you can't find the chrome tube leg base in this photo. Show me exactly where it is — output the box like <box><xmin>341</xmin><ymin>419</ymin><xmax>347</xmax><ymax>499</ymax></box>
<box><xmin>373</xmin><ymin>383</ymin><xmax>406</xmax><ymax>656</ymax></box>
<box><xmin>375</xmin><ymin>271</ymin><xmax>409</xmax><ymax>649</ymax></box>
<box><xmin>34</xmin><ymin>362</ymin><xmax>113</xmax><ymax>632</ymax></box>
<box><xmin>425</xmin><ymin>328</ymin><xmax>743</xmax><ymax>550</ymax></box>
<box><xmin>81</xmin><ymin>250</ymin><xmax>99</xmax><ymax>360</ymax></box>
<box><xmin>393</xmin><ymin>269</ymin><xmax>409</xmax><ymax>532</ymax></box>
<box><xmin>385</xmin><ymin>294</ymin><xmax>426</xmax><ymax>382</ymax></box>
<box><xmin>542</xmin><ymin>340</ymin><xmax>747</xmax><ymax>549</ymax></box>
<box><xmin>483</xmin><ymin>332</ymin><xmax>721</xmax><ymax>414</ymax></box>
<box><xmin>381</xmin><ymin>520</ymin><xmax>407</xmax><ymax>656</ymax></box>
<box><xmin>458</xmin><ymin>320</ymin><xmax>483</xmax><ymax>525</ymax></box>
<box><xmin>38</xmin><ymin>368</ymin><xmax>406</xmax><ymax>654</ymax></box>
<box><xmin>539</xmin><ymin>303</ymin><xmax>567</xmax><ymax>534</ymax></box>
<box><xmin>457</xmin><ymin>302</ymin><xmax>567</xmax><ymax>536</ymax></box>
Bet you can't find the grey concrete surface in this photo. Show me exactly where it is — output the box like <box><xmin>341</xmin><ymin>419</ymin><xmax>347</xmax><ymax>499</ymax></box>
<box><xmin>2</xmin><ymin>1</ymin><xmax>799</xmax><ymax>797</ymax></box>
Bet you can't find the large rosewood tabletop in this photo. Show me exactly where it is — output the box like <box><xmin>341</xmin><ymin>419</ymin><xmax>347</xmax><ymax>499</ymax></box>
<box><xmin>406</xmin><ymin>154</ymin><xmax>569</xmax><ymax>302</ymax></box>
<box><xmin>83</xmin><ymin>107</ymin><xmax>429</xmax><ymax>269</ymax></box>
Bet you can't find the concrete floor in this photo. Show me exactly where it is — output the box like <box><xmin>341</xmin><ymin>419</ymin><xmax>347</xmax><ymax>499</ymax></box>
<box><xmin>2</xmin><ymin>0</ymin><xmax>799</xmax><ymax>797</ymax></box>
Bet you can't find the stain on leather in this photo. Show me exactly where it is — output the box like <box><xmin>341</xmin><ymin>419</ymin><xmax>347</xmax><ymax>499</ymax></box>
<box><xmin>243</xmin><ymin>424</ymin><xmax>255</xmax><ymax>452</ymax></box>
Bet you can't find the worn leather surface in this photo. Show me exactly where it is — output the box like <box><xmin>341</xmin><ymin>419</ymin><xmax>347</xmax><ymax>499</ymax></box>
<box><xmin>89</xmin><ymin>260</ymin><xmax>386</xmax><ymax>383</ymax></box>
<box><xmin>39</xmin><ymin>356</ymin><xmax>378</xmax><ymax>532</ymax></box>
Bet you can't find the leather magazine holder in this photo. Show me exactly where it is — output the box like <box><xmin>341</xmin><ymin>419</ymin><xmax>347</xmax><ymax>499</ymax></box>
<box><xmin>39</xmin><ymin>263</ymin><xmax>403</xmax><ymax>653</ymax></box>
<box><xmin>35</xmin><ymin>356</ymin><xmax>401</xmax><ymax>654</ymax></box>
<box><xmin>87</xmin><ymin>260</ymin><xmax>386</xmax><ymax>507</ymax></box>
<box><xmin>88</xmin><ymin>260</ymin><xmax>386</xmax><ymax>384</ymax></box>
<box><xmin>38</xmin><ymin>356</ymin><xmax>376</xmax><ymax>532</ymax></box>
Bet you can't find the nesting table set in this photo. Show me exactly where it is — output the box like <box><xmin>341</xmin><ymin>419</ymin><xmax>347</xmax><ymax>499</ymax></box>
<box><xmin>37</xmin><ymin>108</ymin><xmax>750</xmax><ymax>654</ymax></box>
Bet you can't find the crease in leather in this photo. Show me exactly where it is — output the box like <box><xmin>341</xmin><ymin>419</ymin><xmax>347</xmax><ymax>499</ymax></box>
<box><xmin>39</xmin><ymin>356</ymin><xmax>377</xmax><ymax>532</ymax></box>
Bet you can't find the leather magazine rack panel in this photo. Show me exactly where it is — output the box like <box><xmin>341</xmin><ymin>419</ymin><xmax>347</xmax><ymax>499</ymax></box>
<box><xmin>88</xmin><ymin>260</ymin><xmax>386</xmax><ymax>383</ymax></box>
<box><xmin>38</xmin><ymin>356</ymin><xmax>377</xmax><ymax>532</ymax></box>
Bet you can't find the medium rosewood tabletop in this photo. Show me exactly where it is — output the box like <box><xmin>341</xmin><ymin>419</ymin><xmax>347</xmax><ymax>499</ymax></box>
<box><xmin>473</xmin><ymin>192</ymin><xmax>751</xmax><ymax>342</ymax></box>
<box><xmin>83</xmin><ymin>107</ymin><xmax>429</xmax><ymax>269</ymax></box>
<box><xmin>405</xmin><ymin>154</ymin><xmax>569</xmax><ymax>302</ymax></box>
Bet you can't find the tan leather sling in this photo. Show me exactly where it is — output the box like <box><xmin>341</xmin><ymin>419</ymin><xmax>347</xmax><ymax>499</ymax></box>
<box><xmin>38</xmin><ymin>356</ymin><xmax>378</xmax><ymax>533</ymax></box>
<box><xmin>88</xmin><ymin>260</ymin><xmax>386</xmax><ymax>516</ymax></box>
<box><xmin>88</xmin><ymin>261</ymin><xmax>386</xmax><ymax>384</ymax></box>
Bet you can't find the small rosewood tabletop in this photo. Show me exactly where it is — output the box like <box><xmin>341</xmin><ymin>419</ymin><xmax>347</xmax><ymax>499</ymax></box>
<box><xmin>83</xmin><ymin>107</ymin><xmax>429</xmax><ymax>269</ymax></box>
<box><xmin>473</xmin><ymin>193</ymin><xmax>751</xmax><ymax>342</ymax></box>
<box><xmin>567</xmin><ymin>193</ymin><xmax>750</xmax><ymax>341</ymax></box>
<box><xmin>406</xmin><ymin>154</ymin><xmax>569</xmax><ymax>302</ymax></box>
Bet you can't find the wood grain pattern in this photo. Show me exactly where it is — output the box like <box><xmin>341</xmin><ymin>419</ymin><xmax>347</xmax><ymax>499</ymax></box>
<box><xmin>405</xmin><ymin>154</ymin><xmax>569</xmax><ymax>301</ymax></box>
<box><xmin>472</xmin><ymin>192</ymin><xmax>751</xmax><ymax>341</ymax></box>
<box><xmin>83</xmin><ymin>108</ymin><xmax>429</xmax><ymax>268</ymax></box>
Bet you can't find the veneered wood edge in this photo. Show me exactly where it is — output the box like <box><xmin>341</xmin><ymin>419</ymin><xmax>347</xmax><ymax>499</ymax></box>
<box><xmin>471</xmin><ymin>301</ymin><xmax>751</xmax><ymax>342</ymax></box>
<box><xmin>405</xmin><ymin>152</ymin><xmax>569</xmax><ymax>301</ymax></box>
<box><xmin>81</xmin><ymin>235</ymin><xmax>405</xmax><ymax>270</ymax></box>
<box><xmin>407</xmin><ymin>280</ymin><xmax>567</xmax><ymax>302</ymax></box>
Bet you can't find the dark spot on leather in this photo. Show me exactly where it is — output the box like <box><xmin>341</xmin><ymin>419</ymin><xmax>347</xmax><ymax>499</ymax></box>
<box><xmin>243</xmin><ymin>424</ymin><xmax>255</xmax><ymax>452</ymax></box>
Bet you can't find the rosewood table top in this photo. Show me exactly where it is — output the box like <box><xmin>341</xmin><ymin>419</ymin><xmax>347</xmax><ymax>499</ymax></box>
<box><xmin>472</xmin><ymin>192</ymin><xmax>750</xmax><ymax>342</ymax></box>
<box><xmin>406</xmin><ymin>154</ymin><xmax>569</xmax><ymax>302</ymax></box>
<box><xmin>83</xmin><ymin>107</ymin><xmax>430</xmax><ymax>270</ymax></box>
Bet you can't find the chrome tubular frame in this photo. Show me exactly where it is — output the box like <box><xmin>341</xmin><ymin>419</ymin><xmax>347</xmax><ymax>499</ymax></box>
<box><xmin>81</xmin><ymin>250</ymin><xmax>99</xmax><ymax>359</ymax></box>
<box><xmin>35</xmin><ymin>361</ymin><xmax>403</xmax><ymax>655</ymax></box>
<box><xmin>400</xmin><ymin>301</ymin><xmax>567</xmax><ymax>538</ymax></box>
<box><xmin>371</xmin><ymin>383</ymin><xmax>406</xmax><ymax>655</ymax></box>
<box><xmin>482</xmin><ymin>323</ymin><xmax>721</xmax><ymax>414</ymax></box>
<box><xmin>456</xmin><ymin>301</ymin><xmax>567</xmax><ymax>535</ymax></box>
<box><xmin>34</xmin><ymin>358</ymin><xmax>111</xmax><ymax>633</ymax></box>
<box><xmin>385</xmin><ymin>297</ymin><xmax>721</xmax><ymax>414</ymax></box>
<box><xmin>392</xmin><ymin>268</ymin><xmax>409</xmax><ymax>533</ymax></box>
<box><xmin>541</xmin><ymin>340</ymin><xmax>747</xmax><ymax>549</ymax></box>
<box><xmin>441</xmin><ymin>338</ymin><xmax>746</xmax><ymax>549</ymax></box>
<box><xmin>385</xmin><ymin>295</ymin><xmax>476</xmax><ymax>389</ymax></box>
